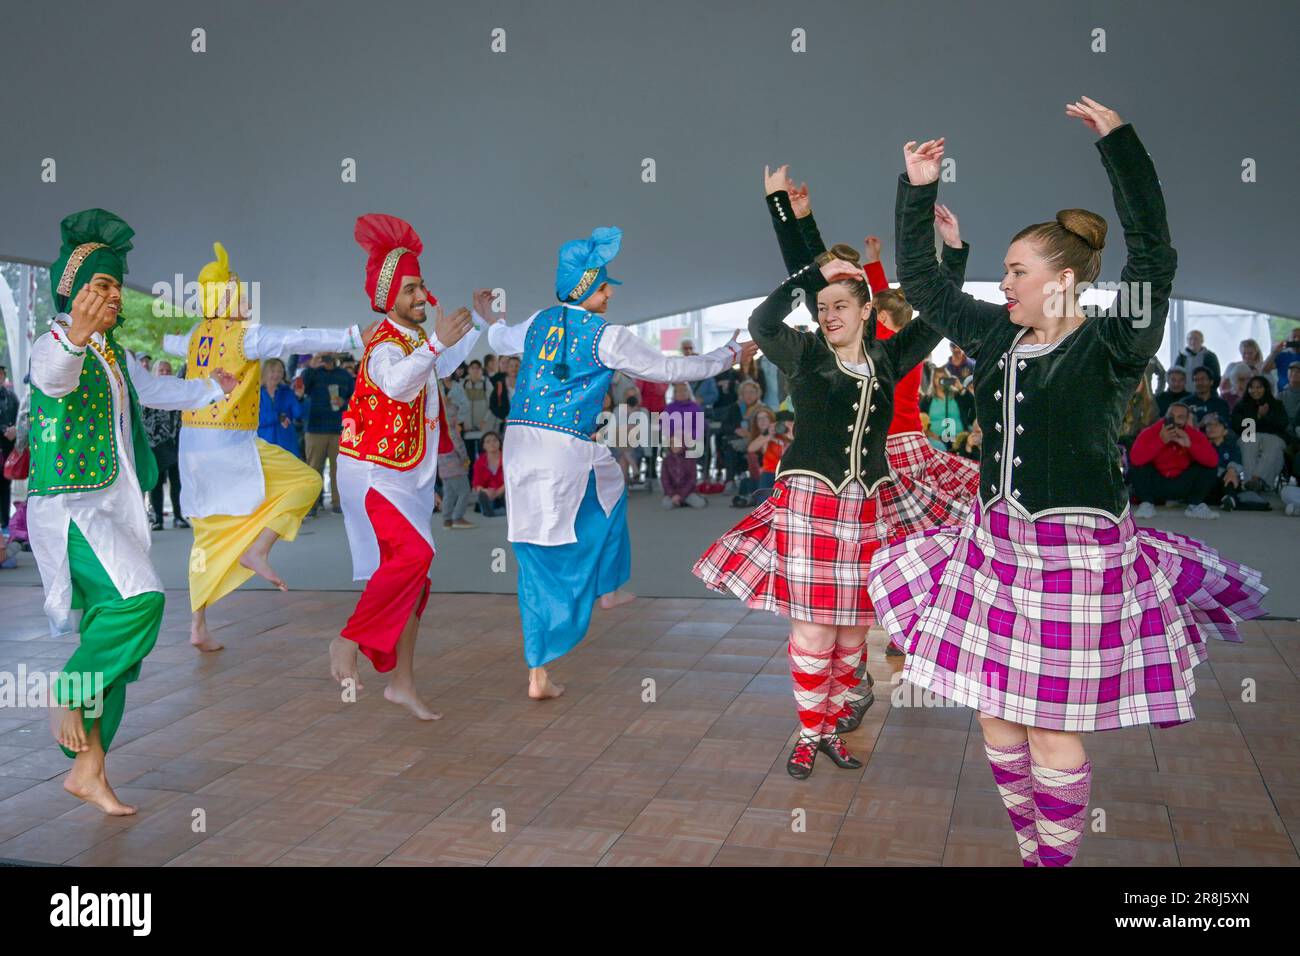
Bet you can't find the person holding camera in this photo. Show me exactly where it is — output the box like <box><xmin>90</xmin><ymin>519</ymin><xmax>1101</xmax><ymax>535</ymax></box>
<box><xmin>1129</xmin><ymin>404</ymin><xmax>1221</xmax><ymax>519</ymax></box>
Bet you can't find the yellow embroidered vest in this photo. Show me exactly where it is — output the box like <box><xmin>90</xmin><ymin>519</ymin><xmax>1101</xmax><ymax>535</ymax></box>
<box><xmin>181</xmin><ymin>319</ymin><xmax>259</xmax><ymax>430</ymax></box>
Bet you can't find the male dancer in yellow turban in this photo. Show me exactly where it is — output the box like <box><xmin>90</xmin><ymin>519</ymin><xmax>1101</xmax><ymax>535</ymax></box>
<box><xmin>163</xmin><ymin>243</ymin><xmax>367</xmax><ymax>650</ymax></box>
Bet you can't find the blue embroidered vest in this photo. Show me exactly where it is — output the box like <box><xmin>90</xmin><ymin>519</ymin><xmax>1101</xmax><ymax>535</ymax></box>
<box><xmin>507</xmin><ymin>305</ymin><xmax>613</xmax><ymax>440</ymax></box>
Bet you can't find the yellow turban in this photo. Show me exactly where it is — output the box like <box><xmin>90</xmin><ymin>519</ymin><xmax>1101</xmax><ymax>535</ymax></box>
<box><xmin>198</xmin><ymin>241</ymin><xmax>242</xmax><ymax>318</ymax></box>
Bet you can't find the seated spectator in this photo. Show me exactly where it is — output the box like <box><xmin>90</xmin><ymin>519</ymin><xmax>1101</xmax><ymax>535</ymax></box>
<box><xmin>720</xmin><ymin>380</ymin><xmax>764</xmax><ymax>484</ymax></box>
<box><xmin>1282</xmin><ymin>364</ymin><xmax>1300</xmax><ymax>479</ymax></box>
<box><xmin>680</xmin><ymin>339</ymin><xmax>720</xmax><ymax>409</ymax></box>
<box><xmin>954</xmin><ymin>420</ymin><xmax>983</xmax><ymax>461</ymax></box>
<box><xmin>1231</xmin><ymin>375</ymin><xmax>1290</xmax><ymax>491</ymax></box>
<box><xmin>1263</xmin><ymin>329</ymin><xmax>1300</xmax><ymax>392</ymax></box>
<box><xmin>661</xmin><ymin>438</ymin><xmax>707</xmax><ymax>509</ymax></box>
<box><xmin>1200</xmin><ymin>413</ymin><xmax>1243</xmax><ymax>511</ymax></box>
<box><xmin>1185</xmin><ymin>366</ymin><xmax>1231</xmax><ymax>425</ymax></box>
<box><xmin>743</xmin><ymin>405</ymin><xmax>778</xmax><ymax>487</ymax></box>
<box><xmin>1222</xmin><ymin>365</ymin><xmax>1253</xmax><ymax>413</ymax></box>
<box><xmin>1173</xmin><ymin>328</ymin><xmax>1221</xmax><ymax>387</ymax></box>
<box><xmin>1221</xmin><ymin>338</ymin><xmax>1265</xmax><ymax>395</ymax></box>
<box><xmin>1280</xmin><ymin>362</ymin><xmax>1300</xmax><ymax>423</ymax></box>
<box><xmin>1119</xmin><ymin>377</ymin><xmax>1158</xmax><ymax>450</ymax></box>
<box><xmin>735</xmin><ymin>409</ymin><xmax>790</xmax><ymax>505</ymax></box>
<box><xmin>258</xmin><ymin>357</ymin><xmax>307</xmax><ymax>457</ymax></box>
<box><xmin>1129</xmin><ymin>402</ymin><xmax>1220</xmax><ymax>520</ymax></box>
<box><xmin>472</xmin><ymin>431</ymin><xmax>506</xmax><ymax>516</ymax></box>
<box><xmin>1155</xmin><ymin>366</ymin><xmax>1191</xmax><ymax>415</ymax></box>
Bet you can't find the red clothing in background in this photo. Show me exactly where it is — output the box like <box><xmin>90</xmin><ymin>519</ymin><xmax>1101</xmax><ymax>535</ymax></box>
<box><xmin>472</xmin><ymin>454</ymin><xmax>505</xmax><ymax>490</ymax></box>
<box><xmin>864</xmin><ymin>260</ymin><xmax>923</xmax><ymax>435</ymax></box>
<box><xmin>634</xmin><ymin>380</ymin><xmax>668</xmax><ymax>414</ymax></box>
<box><xmin>1128</xmin><ymin>420</ymin><xmax>1218</xmax><ymax>478</ymax></box>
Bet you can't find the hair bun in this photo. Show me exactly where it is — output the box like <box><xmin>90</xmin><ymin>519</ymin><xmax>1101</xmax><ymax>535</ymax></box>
<box><xmin>1055</xmin><ymin>208</ymin><xmax>1107</xmax><ymax>252</ymax></box>
<box><xmin>829</xmin><ymin>242</ymin><xmax>861</xmax><ymax>266</ymax></box>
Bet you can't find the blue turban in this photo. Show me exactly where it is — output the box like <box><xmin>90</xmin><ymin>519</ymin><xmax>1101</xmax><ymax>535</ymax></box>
<box><xmin>555</xmin><ymin>226</ymin><xmax>623</xmax><ymax>304</ymax></box>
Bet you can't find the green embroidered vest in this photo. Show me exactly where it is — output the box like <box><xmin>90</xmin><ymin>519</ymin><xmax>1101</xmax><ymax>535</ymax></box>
<box><xmin>27</xmin><ymin>326</ymin><xmax>158</xmax><ymax>497</ymax></box>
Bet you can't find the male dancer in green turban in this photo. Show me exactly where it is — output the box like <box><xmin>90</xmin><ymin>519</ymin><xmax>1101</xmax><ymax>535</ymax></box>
<box><xmin>27</xmin><ymin>209</ymin><xmax>235</xmax><ymax>815</ymax></box>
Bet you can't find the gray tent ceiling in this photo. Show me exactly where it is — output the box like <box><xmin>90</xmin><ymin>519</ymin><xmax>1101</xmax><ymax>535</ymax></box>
<box><xmin>2</xmin><ymin>0</ymin><xmax>1297</xmax><ymax>326</ymax></box>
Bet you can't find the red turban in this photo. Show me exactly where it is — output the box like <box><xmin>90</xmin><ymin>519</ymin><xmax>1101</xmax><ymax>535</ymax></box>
<box><xmin>354</xmin><ymin>213</ymin><xmax>437</xmax><ymax>314</ymax></box>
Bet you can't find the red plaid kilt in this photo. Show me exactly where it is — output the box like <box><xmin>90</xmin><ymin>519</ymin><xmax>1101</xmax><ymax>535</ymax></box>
<box><xmin>693</xmin><ymin>474</ymin><xmax>883</xmax><ymax>625</ymax></box>
<box><xmin>876</xmin><ymin>431</ymin><xmax>979</xmax><ymax>542</ymax></box>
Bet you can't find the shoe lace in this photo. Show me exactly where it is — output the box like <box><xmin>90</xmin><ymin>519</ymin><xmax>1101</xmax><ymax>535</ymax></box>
<box><xmin>823</xmin><ymin>734</ymin><xmax>851</xmax><ymax>758</ymax></box>
<box><xmin>790</xmin><ymin>738</ymin><xmax>817</xmax><ymax>766</ymax></box>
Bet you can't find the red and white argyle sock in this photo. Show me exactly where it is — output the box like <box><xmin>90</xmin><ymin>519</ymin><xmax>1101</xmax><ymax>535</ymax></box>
<box><xmin>827</xmin><ymin>641</ymin><xmax>866</xmax><ymax>727</ymax></box>
<box><xmin>788</xmin><ymin>637</ymin><xmax>834</xmax><ymax>744</ymax></box>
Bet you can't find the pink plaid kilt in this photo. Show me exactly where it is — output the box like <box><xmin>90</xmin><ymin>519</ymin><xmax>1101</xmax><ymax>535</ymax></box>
<box><xmin>693</xmin><ymin>474</ymin><xmax>883</xmax><ymax>625</ymax></box>
<box><xmin>867</xmin><ymin>499</ymin><xmax>1267</xmax><ymax>732</ymax></box>
<box><xmin>877</xmin><ymin>431</ymin><xmax>979</xmax><ymax>542</ymax></box>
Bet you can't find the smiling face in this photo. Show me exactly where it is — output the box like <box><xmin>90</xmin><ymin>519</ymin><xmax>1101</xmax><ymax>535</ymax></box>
<box><xmin>1187</xmin><ymin>330</ymin><xmax>1204</xmax><ymax>351</ymax></box>
<box><xmin>1166</xmin><ymin>369</ymin><xmax>1187</xmax><ymax>393</ymax></box>
<box><xmin>390</xmin><ymin>275</ymin><xmax>429</xmax><ymax>328</ymax></box>
<box><xmin>581</xmin><ymin>282</ymin><xmax>613</xmax><ymax>315</ymax></box>
<box><xmin>1000</xmin><ymin>239</ymin><xmax>1071</xmax><ymax>326</ymax></box>
<box><xmin>816</xmin><ymin>283</ymin><xmax>870</xmax><ymax>351</ymax></box>
<box><xmin>1247</xmin><ymin>378</ymin><xmax>1267</xmax><ymax>401</ymax></box>
<box><xmin>86</xmin><ymin>272</ymin><xmax>124</xmax><ymax>329</ymax></box>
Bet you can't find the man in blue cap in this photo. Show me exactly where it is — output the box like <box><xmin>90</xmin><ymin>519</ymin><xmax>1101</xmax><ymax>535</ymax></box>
<box><xmin>489</xmin><ymin>227</ymin><xmax>755</xmax><ymax>700</ymax></box>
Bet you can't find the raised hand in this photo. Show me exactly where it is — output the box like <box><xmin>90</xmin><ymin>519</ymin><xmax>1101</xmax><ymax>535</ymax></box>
<box><xmin>211</xmin><ymin>369</ymin><xmax>239</xmax><ymax>395</ymax></box>
<box><xmin>1065</xmin><ymin>96</ymin><xmax>1123</xmax><ymax>137</ymax></box>
<box><xmin>863</xmin><ymin>235</ymin><xmax>883</xmax><ymax>264</ymax></box>
<box><xmin>763</xmin><ymin>164</ymin><xmax>791</xmax><ymax>197</ymax></box>
<box><xmin>786</xmin><ymin>177</ymin><xmax>811</xmax><ymax>217</ymax></box>
<box><xmin>903</xmin><ymin>138</ymin><xmax>945</xmax><ymax>186</ymax></box>
<box><xmin>66</xmin><ymin>286</ymin><xmax>117</xmax><ymax>347</ymax></box>
<box><xmin>820</xmin><ymin>258</ymin><xmax>863</xmax><ymax>284</ymax></box>
<box><xmin>738</xmin><ymin>338</ymin><xmax>760</xmax><ymax>366</ymax></box>
<box><xmin>434</xmin><ymin>305</ymin><xmax>474</xmax><ymax>348</ymax></box>
<box><xmin>934</xmin><ymin>203</ymin><xmax>962</xmax><ymax>248</ymax></box>
<box><xmin>473</xmin><ymin>288</ymin><xmax>501</xmax><ymax>323</ymax></box>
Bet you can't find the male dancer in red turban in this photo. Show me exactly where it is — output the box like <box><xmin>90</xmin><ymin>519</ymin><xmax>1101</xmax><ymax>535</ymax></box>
<box><xmin>330</xmin><ymin>214</ymin><xmax>492</xmax><ymax>718</ymax></box>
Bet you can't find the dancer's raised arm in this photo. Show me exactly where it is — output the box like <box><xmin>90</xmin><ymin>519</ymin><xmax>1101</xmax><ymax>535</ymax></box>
<box><xmin>894</xmin><ymin>138</ymin><xmax>1007</xmax><ymax>359</ymax></box>
<box><xmin>1065</xmin><ymin>98</ymin><xmax>1177</xmax><ymax>367</ymax></box>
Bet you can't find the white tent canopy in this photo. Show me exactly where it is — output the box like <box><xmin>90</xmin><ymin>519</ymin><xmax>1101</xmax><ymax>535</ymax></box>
<box><xmin>0</xmin><ymin>0</ymin><xmax>1296</xmax><ymax>333</ymax></box>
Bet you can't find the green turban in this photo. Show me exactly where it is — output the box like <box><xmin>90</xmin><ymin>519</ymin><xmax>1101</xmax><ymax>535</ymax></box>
<box><xmin>50</xmin><ymin>208</ymin><xmax>134</xmax><ymax>312</ymax></box>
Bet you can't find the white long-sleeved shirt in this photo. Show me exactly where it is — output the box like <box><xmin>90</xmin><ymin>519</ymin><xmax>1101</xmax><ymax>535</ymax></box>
<box><xmin>488</xmin><ymin>307</ymin><xmax>741</xmax><ymax>545</ymax></box>
<box><xmin>336</xmin><ymin>316</ymin><xmax>482</xmax><ymax>580</ymax></box>
<box><xmin>27</xmin><ymin>317</ymin><xmax>223</xmax><ymax>632</ymax></box>
<box><xmin>161</xmin><ymin>322</ymin><xmax>362</xmax><ymax>518</ymax></box>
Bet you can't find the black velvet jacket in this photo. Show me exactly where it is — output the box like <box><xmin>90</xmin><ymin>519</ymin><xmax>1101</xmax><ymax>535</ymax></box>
<box><xmin>894</xmin><ymin>123</ymin><xmax>1177</xmax><ymax>521</ymax></box>
<box><xmin>748</xmin><ymin>260</ymin><xmax>942</xmax><ymax>494</ymax></box>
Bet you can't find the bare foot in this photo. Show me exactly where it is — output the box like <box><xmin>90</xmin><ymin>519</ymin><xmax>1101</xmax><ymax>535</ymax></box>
<box><xmin>598</xmin><ymin>589</ymin><xmax>636</xmax><ymax>611</ymax></box>
<box><xmin>329</xmin><ymin>637</ymin><xmax>363</xmax><ymax>689</ymax></box>
<box><xmin>190</xmin><ymin>622</ymin><xmax>225</xmax><ymax>652</ymax></box>
<box><xmin>239</xmin><ymin>548</ymin><xmax>287</xmax><ymax>591</ymax></box>
<box><xmin>51</xmin><ymin>707</ymin><xmax>89</xmax><ymax>753</ymax></box>
<box><xmin>383</xmin><ymin>683</ymin><xmax>441</xmax><ymax>720</ymax></box>
<box><xmin>64</xmin><ymin>769</ymin><xmax>136</xmax><ymax>816</ymax></box>
<box><xmin>528</xmin><ymin>668</ymin><xmax>565</xmax><ymax>700</ymax></box>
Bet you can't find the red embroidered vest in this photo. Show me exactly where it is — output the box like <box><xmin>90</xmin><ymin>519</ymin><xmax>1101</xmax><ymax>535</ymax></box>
<box><xmin>340</xmin><ymin>321</ymin><xmax>430</xmax><ymax>471</ymax></box>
